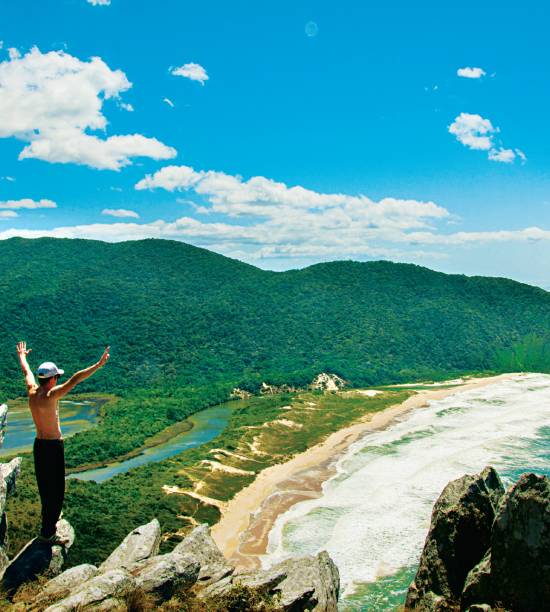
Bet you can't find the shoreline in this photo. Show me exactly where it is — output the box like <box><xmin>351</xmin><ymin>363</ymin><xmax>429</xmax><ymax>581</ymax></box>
<box><xmin>211</xmin><ymin>372</ymin><xmax>524</xmax><ymax>570</ymax></box>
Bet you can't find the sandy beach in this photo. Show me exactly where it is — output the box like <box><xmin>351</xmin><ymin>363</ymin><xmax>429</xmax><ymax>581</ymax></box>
<box><xmin>211</xmin><ymin>373</ymin><xmax>523</xmax><ymax>570</ymax></box>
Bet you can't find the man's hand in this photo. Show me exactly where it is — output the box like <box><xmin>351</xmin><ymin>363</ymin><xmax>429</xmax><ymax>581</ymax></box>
<box><xmin>51</xmin><ymin>345</ymin><xmax>110</xmax><ymax>399</ymax></box>
<box><xmin>98</xmin><ymin>346</ymin><xmax>110</xmax><ymax>367</ymax></box>
<box><xmin>16</xmin><ymin>341</ymin><xmax>32</xmax><ymax>357</ymax></box>
<box><xmin>17</xmin><ymin>341</ymin><xmax>36</xmax><ymax>390</ymax></box>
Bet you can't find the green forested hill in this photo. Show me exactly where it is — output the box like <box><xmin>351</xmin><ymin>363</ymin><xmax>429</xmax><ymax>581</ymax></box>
<box><xmin>1</xmin><ymin>236</ymin><xmax>550</xmax><ymax>398</ymax></box>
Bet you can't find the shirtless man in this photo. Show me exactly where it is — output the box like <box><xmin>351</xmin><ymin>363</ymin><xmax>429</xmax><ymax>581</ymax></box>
<box><xmin>16</xmin><ymin>341</ymin><xmax>109</xmax><ymax>542</ymax></box>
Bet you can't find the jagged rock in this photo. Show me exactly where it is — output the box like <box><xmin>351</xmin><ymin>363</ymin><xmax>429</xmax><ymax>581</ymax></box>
<box><xmin>32</xmin><ymin>564</ymin><xmax>98</xmax><ymax>606</ymax></box>
<box><xmin>235</xmin><ymin>565</ymin><xmax>288</xmax><ymax>594</ymax></box>
<box><xmin>269</xmin><ymin>551</ymin><xmax>340</xmax><ymax>611</ymax></box>
<box><xmin>0</xmin><ymin>456</ymin><xmax>23</xmax><ymax>574</ymax></box>
<box><xmin>405</xmin><ymin>466</ymin><xmax>504</xmax><ymax>610</ymax></box>
<box><xmin>0</xmin><ymin>404</ymin><xmax>7</xmax><ymax>447</ymax></box>
<box><xmin>1</xmin><ymin>519</ymin><xmax>74</xmax><ymax>595</ymax></box>
<box><xmin>466</xmin><ymin>605</ymin><xmax>492</xmax><ymax>612</ymax></box>
<box><xmin>230</xmin><ymin>387</ymin><xmax>252</xmax><ymax>399</ymax></box>
<box><xmin>199</xmin><ymin>551</ymin><xmax>339</xmax><ymax>610</ymax></box>
<box><xmin>310</xmin><ymin>373</ymin><xmax>346</xmax><ymax>392</ymax></box>
<box><xmin>173</xmin><ymin>524</ymin><xmax>234</xmax><ymax>587</ymax></box>
<box><xmin>0</xmin><ymin>457</ymin><xmax>22</xmax><ymax>513</ymax></box>
<box><xmin>260</xmin><ymin>382</ymin><xmax>297</xmax><ymax>395</ymax></box>
<box><xmin>0</xmin><ymin>406</ymin><xmax>20</xmax><ymax>579</ymax></box>
<box><xmin>131</xmin><ymin>551</ymin><xmax>200</xmax><ymax>597</ymax></box>
<box><xmin>490</xmin><ymin>473</ymin><xmax>550</xmax><ymax>612</ymax></box>
<box><xmin>99</xmin><ymin>518</ymin><xmax>160</xmax><ymax>572</ymax></box>
<box><xmin>0</xmin><ymin>513</ymin><xmax>9</xmax><ymax>577</ymax></box>
<box><xmin>461</xmin><ymin>551</ymin><xmax>492</xmax><ymax>609</ymax></box>
<box><xmin>45</xmin><ymin>569</ymin><xmax>135</xmax><ymax>612</ymax></box>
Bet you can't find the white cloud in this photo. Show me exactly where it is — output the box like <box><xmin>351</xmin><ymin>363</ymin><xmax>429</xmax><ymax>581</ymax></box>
<box><xmin>8</xmin><ymin>48</ymin><xmax>21</xmax><ymax>60</ymax></box>
<box><xmin>488</xmin><ymin>148</ymin><xmax>516</xmax><ymax>163</ymax></box>
<box><xmin>119</xmin><ymin>102</ymin><xmax>134</xmax><ymax>112</ymax></box>
<box><xmin>0</xmin><ymin>47</ymin><xmax>176</xmax><ymax>170</ymax></box>
<box><xmin>449</xmin><ymin>113</ymin><xmax>495</xmax><ymax>151</ymax></box>
<box><xmin>131</xmin><ymin>164</ymin><xmax>457</xmax><ymax>259</ymax></box>
<box><xmin>170</xmin><ymin>62</ymin><xmax>208</xmax><ymax>85</ymax></box>
<box><xmin>0</xmin><ymin>198</ymin><xmax>56</xmax><ymax>209</ymax></box>
<box><xmin>87</xmin><ymin>0</ymin><xmax>111</xmax><ymax>5</ymax></box>
<box><xmin>457</xmin><ymin>66</ymin><xmax>486</xmax><ymax>79</ymax></box>
<box><xmin>1</xmin><ymin>176</ymin><xmax>15</xmax><ymax>182</ymax></box>
<box><xmin>449</xmin><ymin>113</ymin><xmax>525</xmax><ymax>164</ymax></box>
<box><xmin>163</xmin><ymin>97</ymin><xmax>175</xmax><ymax>108</ymax></box>
<box><xmin>516</xmin><ymin>149</ymin><xmax>527</xmax><ymax>163</ymax></box>
<box><xmin>0</xmin><ymin>211</ymin><xmax>17</xmax><ymax>219</ymax></box>
<box><xmin>404</xmin><ymin>227</ymin><xmax>550</xmax><ymax>245</ymax></box>
<box><xmin>0</xmin><ymin>165</ymin><xmax>545</xmax><ymax>262</ymax></box>
<box><xmin>135</xmin><ymin>165</ymin><xmax>450</xmax><ymax>231</ymax></box>
<box><xmin>102</xmin><ymin>208</ymin><xmax>139</xmax><ymax>218</ymax></box>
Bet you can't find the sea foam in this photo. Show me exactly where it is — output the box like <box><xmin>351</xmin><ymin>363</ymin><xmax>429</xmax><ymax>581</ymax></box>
<box><xmin>262</xmin><ymin>374</ymin><xmax>550</xmax><ymax>607</ymax></box>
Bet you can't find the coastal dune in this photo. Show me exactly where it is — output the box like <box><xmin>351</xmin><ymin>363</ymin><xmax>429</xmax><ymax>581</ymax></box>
<box><xmin>211</xmin><ymin>373</ymin><xmax>522</xmax><ymax>570</ymax></box>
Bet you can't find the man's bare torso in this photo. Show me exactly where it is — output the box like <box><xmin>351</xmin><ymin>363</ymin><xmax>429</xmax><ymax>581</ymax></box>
<box><xmin>28</xmin><ymin>387</ymin><xmax>62</xmax><ymax>440</ymax></box>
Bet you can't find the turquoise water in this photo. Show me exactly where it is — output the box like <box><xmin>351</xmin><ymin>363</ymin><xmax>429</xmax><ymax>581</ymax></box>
<box><xmin>263</xmin><ymin>374</ymin><xmax>550</xmax><ymax>611</ymax></box>
<box><xmin>0</xmin><ymin>399</ymin><xmax>100</xmax><ymax>457</ymax></box>
<box><xmin>69</xmin><ymin>402</ymin><xmax>234</xmax><ymax>482</ymax></box>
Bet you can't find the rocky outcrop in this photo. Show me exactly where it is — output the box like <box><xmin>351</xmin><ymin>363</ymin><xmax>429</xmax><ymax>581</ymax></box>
<box><xmin>310</xmin><ymin>373</ymin><xmax>346</xmax><ymax>392</ymax></box>
<box><xmin>230</xmin><ymin>387</ymin><xmax>252</xmax><ymax>400</ymax></box>
<box><xmin>0</xmin><ymin>403</ymin><xmax>8</xmax><ymax>448</ymax></box>
<box><xmin>461</xmin><ymin>550</ymin><xmax>492</xmax><ymax>609</ymax></box>
<box><xmin>490</xmin><ymin>473</ymin><xmax>550</xmax><ymax>611</ymax></box>
<box><xmin>19</xmin><ymin>522</ymin><xmax>339</xmax><ymax>611</ymax></box>
<box><xmin>406</xmin><ymin>466</ymin><xmax>504</xmax><ymax>609</ymax></box>
<box><xmin>130</xmin><ymin>551</ymin><xmax>199</xmax><ymax>598</ymax></box>
<box><xmin>99</xmin><ymin>518</ymin><xmax>161</xmax><ymax>572</ymax></box>
<box><xmin>260</xmin><ymin>382</ymin><xmax>298</xmax><ymax>395</ymax></box>
<box><xmin>32</xmin><ymin>564</ymin><xmax>98</xmax><ymax>607</ymax></box>
<box><xmin>202</xmin><ymin>550</ymin><xmax>339</xmax><ymax>610</ymax></box>
<box><xmin>2</xmin><ymin>520</ymin><xmax>75</xmax><ymax>596</ymax></box>
<box><xmin>0</xmin><ymin>403</ymin><xmax>21</xmax><ymax>576</ymax></box>
<box><xmin>45</xmin><ymin>569</ymin><xmax>135</xmax><ymax>612</ymax></box>
<box><xmin>257</xmin><ymin>550</ymin><xmax>340</xmax><ymax>611</ymax></box>
<box><xmin>405</xmin><ymin>467</ymin><xmax>550</xmax><ymax>612</ymax></box>
<box><xmin>0</xmin><ymin>456</ymin><xmax>21</xmax><ymax>576</ymax></box>
<box><xmin>172</xmin><ymin>523</ymin><xmax>234</xmax><ymax>587</ymax></box>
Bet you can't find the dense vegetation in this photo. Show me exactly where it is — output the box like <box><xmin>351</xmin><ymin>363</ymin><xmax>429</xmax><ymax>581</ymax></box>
<box><xmin>7</xmin><ymin>389</ymin><xmax>410</xmax><ymax>566</ymax></box>
<box><xmin>1</xmin><ymin>237</ymin><xmax>550</xmax><ymax>401</ymax></box>
<box><xmin>64</xmin><ymin>385</ymin><xmax>231</xmax><ymax>468</ymax></box>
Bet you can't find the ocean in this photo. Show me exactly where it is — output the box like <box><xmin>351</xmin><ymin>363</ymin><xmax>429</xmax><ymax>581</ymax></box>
<box><xmin>262</xmin><ymin>374</ymin><xmax>550</xmax><ymax>610</ymax></box>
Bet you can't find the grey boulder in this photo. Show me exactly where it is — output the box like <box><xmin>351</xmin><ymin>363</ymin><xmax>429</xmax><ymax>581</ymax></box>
<box><xmin>33</xmin><ymin>564</ymin><xmax>98</xmax><ymax>606</ymax></box>
<box><xmin>131</xmin><ymin>551</ymin><xmax>200</xmax><ymax>598</ymax></box>
<box><xmin>99</xmin><ymin>518</ymin><xmax>161</xmax><ymax>572</ymax></box>
<box><xmin>270</xmin><ymin>551</ymin><xmax>340</xmax><ymax>611</ymax></box>
<box><xmin>45</xmin><ymin>569</ymin><xmax>134</xmax><ymax>612</ymax></box>
<box><xmin>173</xmin><ymin>523</ymin><xmax>234</xmax><ymax>587</ymax></box>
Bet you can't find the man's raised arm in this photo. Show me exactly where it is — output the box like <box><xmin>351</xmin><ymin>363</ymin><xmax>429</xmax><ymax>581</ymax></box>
<box><xmin>16</xmin><ymin>341</ymin><xmax>36</xmax><ymax>391</ymax></box>
<box><xmin>50</xmin><ymin>346</ymin><xmax>110</xmax><ymax>399</ymax></box>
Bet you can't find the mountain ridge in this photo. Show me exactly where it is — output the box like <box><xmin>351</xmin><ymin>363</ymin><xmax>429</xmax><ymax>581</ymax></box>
<box><xmin>1</xmin><ymin>237</ymin><xmax>549</xmax><ymax>399</ymax></box>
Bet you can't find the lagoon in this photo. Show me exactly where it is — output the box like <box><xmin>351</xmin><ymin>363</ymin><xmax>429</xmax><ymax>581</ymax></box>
<box><xmin>69</xmin><ymin>401</ymin><xmax>234</xmax><ymax>483</ymax></box>
<box><xmin>0</xmin><ymin>399</ymin><xmax>100</xmax><ymax>457</ymax></box>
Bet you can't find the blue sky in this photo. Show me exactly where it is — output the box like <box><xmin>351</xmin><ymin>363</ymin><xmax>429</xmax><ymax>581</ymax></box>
<box><xmin>1</xmin><ymin>0</ymin><xmax>549</xmax><ymax>287</ymax></box>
